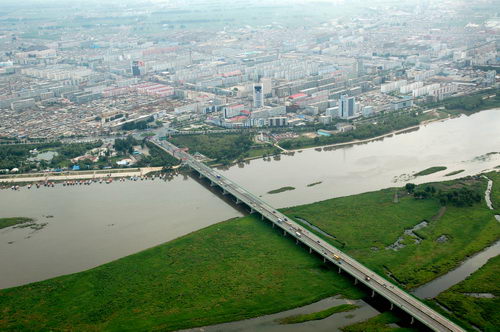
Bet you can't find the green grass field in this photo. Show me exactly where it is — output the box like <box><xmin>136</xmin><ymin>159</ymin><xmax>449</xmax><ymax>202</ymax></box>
<box><xmin>283</xmin><ymin>176</ymin><xmax>499</xmax><ymax>288</ymax></box>
<box><xmin>0</xmin><ymin>216</ymin><xmax>363</xmax><ymax>331</ymax></box>
<box><xmin>1</xmin><ymin>174</ymin><xmax>498</xmax><ymax>331</ymax></box>
<box><xmin>0</xmin><ymin>217</ymin><xmax>33</xmax><ymax>229</ymax></box>
<box><xmin>278</xmin><ymin>303</ymin><xmax>358</xmax><ymax>324</ymax></box>
<box><xmin>435</xmin><ymin>255</ymin><xmax>500</xmax><ymax>331</ymax></box>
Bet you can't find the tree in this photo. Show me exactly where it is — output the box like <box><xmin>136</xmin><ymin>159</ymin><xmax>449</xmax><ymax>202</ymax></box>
<box><xmin>405</xmin><ymin>183</ymin><xmax>416</xmax><ymax>193</ymax></box>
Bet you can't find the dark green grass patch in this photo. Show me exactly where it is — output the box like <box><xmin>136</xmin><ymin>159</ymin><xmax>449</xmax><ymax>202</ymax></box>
<box><xmin>445</xmin><ymin>170</ymin><xmax>464</xmax><ymax>177</ymax></box>
<box><xmin>0</xmin><ymin>217</ymin><xmax>33</xmax><ymax>229</ymax></box>
<box><xmin>414</xmin><ymin>166</ymin><xmax>447</xmax><ymax>177</ymax></box>
<box><xmin>268</xmin><ymin>186</ymin><xmax>296</xmax><ymax>194</ymax></box>
<box><xmin>435</xmin><ymin>255</ymin><xmax>500</xmax><ymax>331</ymax></box>
<box><xmin>341</xmin><ymin>312</ymin><xmax>417</xmax><ymax>332</ymax></box>
<box><xmin>278</xmin><ymin>303</ymin><xmax>358</xmax><ymax>324</ymax></box>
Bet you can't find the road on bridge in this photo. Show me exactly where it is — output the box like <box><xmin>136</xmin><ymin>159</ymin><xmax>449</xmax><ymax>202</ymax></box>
<box><xmin>151</xmin><ymin>138</ymin><xmax>465</xmax><ymax>332</ymax></box>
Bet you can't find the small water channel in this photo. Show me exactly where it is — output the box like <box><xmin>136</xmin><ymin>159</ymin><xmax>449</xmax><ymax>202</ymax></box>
<box><xmin>180</xmin><ymin>296</ymin><xmax>379</xmax><ymax>332</ymax></box>
<box><xmin>412</xmin><ymin>240</ymin><xmax>500</xmax><ymax>299</ymax></box>
<box><xmin>482</xmin><ymin>175</ymin><xmax>500</xmax><ymax>222</ymax></box>
<box><xmin>386</xmin><ymin>221</ymin><xmax>428</xmax><ymax>251</ymax></box>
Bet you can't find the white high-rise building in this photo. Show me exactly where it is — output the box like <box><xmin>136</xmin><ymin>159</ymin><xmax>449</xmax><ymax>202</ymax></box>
<box><xmin>253</xmin><ymin>83</ymin><xmax>264</xmax><ymax>109</ymax></box>
<box><xmin>339</xmin><ymin>95</ymin><xmax>356</xmax><ymax>119</ymax></box>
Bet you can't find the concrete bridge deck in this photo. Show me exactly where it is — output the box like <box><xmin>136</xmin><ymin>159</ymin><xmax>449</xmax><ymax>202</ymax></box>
<box><xmin>151</xmin><ymin>139</ymin><xmax>465</xmax><ymax>332</ymax></box>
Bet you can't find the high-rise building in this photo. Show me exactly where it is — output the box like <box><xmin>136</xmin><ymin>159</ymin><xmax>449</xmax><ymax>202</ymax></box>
<box><xmin>339</xmin><ymin>95</ymin><xmax>355</xmax><ymax>119</ymax></box>
<box><xmin>253</xmin><ymin>83</ymin><xmax>264</xmax><ymax>108</ymax></box>
<box><xmin>131</xmin><ymin>60</ymin><xmax>144</xmax><ymax>77</ymax></box>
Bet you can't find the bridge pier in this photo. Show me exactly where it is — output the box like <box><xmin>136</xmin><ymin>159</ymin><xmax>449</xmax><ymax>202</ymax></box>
<box><xmin>390</xmin><ymin>303</ymin><xmax>394</xmax><ymax>311</ymax></box>
<box><xmin>250</xmin><ymin>208</ymin><xmax>254</xmax><ymax>214</ymax></box>
<box><xmin>199</xmin><ymin>173</ymin><xmax>203</xmax><ymax>179</ymax></box>
<box><xmin>222</xmin><ymin>189</ymin><xmax>228</xmax><ymax>195</ymax></box>
<box><xmin>210</xmin><ymin>181</ymin><xmax>216</xmax><ymax>187</ymax></box>
<box><xmin>272</xmin><ymin>223</ymin><xmax>275</xmax><ymax>228</ymax></box>
<box><xmin>410</xmin><ymin>317</ymin><xmax>414</xmax><ymax>325</ymax></box>
<box><xmin>261</xmin><ymin>214</ymin><xmax>264</xmax><ymax>220</ymax></box>
<box><xmin>283</xmin><ymin>230</ymin><xmax>286</xmax><ymax>236</ymax></box>
<box><xmin>309</xmin><ymin>247</ymin><xmax>312</xmax><ymax>254</ymax></box>
<box><xmin>371</xmin><ymin>290</ymin><xmax>375</xmax><ymax>298</ymax></box>
<box><xmin>235</xmin><ymin>198</ymin><xmax>241</xmax><ymax>204</ymax></box>
<box><xmin>296</xmin><ymin>239</ymin><xmax>299</xmax><ymax>245</ymax></box>
<box><xmin>354</xmin><ymin>278</ymin><xmax>358</xmax><ymax>285</ymax></box>
<box><xmin>338</xmin><ymin>267</ymin><xmax>341</xmax><ymax>273</ymax></box>
<box><xmin>323</xmin><ymin>257</ymin><xmax>326</xmax><ymax>263</ymax></box>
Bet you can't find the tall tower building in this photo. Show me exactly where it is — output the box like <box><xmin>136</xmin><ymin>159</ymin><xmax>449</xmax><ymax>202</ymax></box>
<box><xmin>339</xmin><ymin>95</ymin><xmax>355</xmax><ymax>119</ymax></box>
<box><xmin>131</xmin><ymin>60</ymin><xmax>144</xmax><ymax>77</ymax></box>
<box><xmin>253</xmin><ymin>83</ymin><xmax>264</xmax><ymax>109</ymax></box>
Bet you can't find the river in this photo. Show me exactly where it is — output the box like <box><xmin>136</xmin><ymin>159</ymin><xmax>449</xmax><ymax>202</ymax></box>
<box><xmin>0</xmin><ymin>176</ymin><xmax>242</xmax><ymax>289</ymax></box>
<box><xmin>1</xmin><ymin>109</ymin><xmax>499</xmax><ymax>290</ymax></box>
<box><xmin>220</xmin><ymin>109</ymin><xmax>500</xmax><ymax>208</ymax></box>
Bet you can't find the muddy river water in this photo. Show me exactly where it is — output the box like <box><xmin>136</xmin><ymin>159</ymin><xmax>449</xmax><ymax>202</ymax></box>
<box><xmin>1</xmin><ymin>109</ymin><xmax>499</xmax><ymax>301</ymax></box>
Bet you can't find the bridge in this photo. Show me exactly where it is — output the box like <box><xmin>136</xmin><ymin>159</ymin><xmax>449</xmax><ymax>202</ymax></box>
<box><xmin>151</xmin><ymin>139</ymin><xmax>465</xmax><ymax>332</ymax></box>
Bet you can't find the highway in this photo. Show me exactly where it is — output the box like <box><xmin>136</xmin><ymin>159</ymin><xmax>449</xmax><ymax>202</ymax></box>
<box><xmin>151</xmin><ymin>138</ymin><xmax>465</xmax><ymax>332</ymax></box>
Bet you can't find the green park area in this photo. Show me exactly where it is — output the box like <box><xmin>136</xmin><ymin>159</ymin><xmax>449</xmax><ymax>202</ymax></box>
<box><xmin>0</xmin><ymin>137</ymin><xmax>179</xmax><ymax>174</ymax></box>
<box><xmin>1</xmin><ymin>172</ymin><xmax>498</xmax><ymax>331</ymax></box>
<box><xmin>169</xmin><ymin>133</ymin><xmax>279</xmax><ymax>165</ymax></box>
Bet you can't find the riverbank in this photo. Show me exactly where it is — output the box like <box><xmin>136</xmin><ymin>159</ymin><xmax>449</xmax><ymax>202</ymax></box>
<box><xmin>282</xmin><ymin>173</ymin><xmax>499</xmax><ymax>289</ymax></box>
<box><xmin>275</xmin><ymin>114</ymin><xmax>454</xmax><ymax>155</ymax></box>
<box><xmin>1</xmin><ymin>172</ymin><xmax>498</xmax><ymax>331</ymax></box>
<box><xmin>0</xmin><ymin>215</ymin><xmax>364</xmax><ymax>331</ymax></box>
<box><xmin>0</xmin><ymin>167</ymin><xmax>163</xmax><ymax>185</ymax></box>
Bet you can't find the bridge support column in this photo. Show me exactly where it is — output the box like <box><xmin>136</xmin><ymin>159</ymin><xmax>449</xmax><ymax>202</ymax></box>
<box><xmin>283</xmin><ymin>230</ymin><xmax>286</xmax><ymax>236</ymax></box>
<box><xmin>390</xmin><ymin>303</ymin><xmax>394</xmax><ymax>311</ymax></box>
<box><xmin>371</xmin><ymin>290</ymin><xmax>375</xmax><ymax>298</ymax></box>
<box><xmin>323</xmin><ymin>257</ymin><xmax>326</xmax><ymax>263</ymax></box>
<box><xmin>272</xmin><ymin>223</ymin><xmax>275</xmax><ymax>228</ymax></box>
<box><xmin>222</xmin><ymin>189</ymin><xmax>227</xmax><ymax>195</ymax></box>
<box><xmin>354</xmin><ymin>278</ymin><xmax>358</xmax><ymax>285</ymax></box>
<box><xmin>296</xmin><ymin>239</ymin><xmax>299</xmax><ymax>245</ymax></box>
<box><xmin>309</xmin><ymin>247</ymin><xmax>312</xmax><ymax>254</ymax></box>
<box><xmin>199</xmin><ymin>173</ymin><xmax>203</xmax><ymax>179</ymax></box>
<box><xmin>250</xmin><ymin>208</ymin><xmax>254</xmax><ymax>214</ymax></box>
<box><xmin>210</xmin><ymin>181</ymin><xmax>216</xmax><ymax>186</ymax></box>
<box><xmin>236</xmin><ymin>198</ymin><xmax>241</xmax><ymax>204</ymax></box>
<box><xmin>410</xmin><ymin>317</ymin><xmax>414</xmax><ymax>325</ymax></box>
<box><xmin>338</xmin><ymin>267</ymin><xmax>341</xmax><ymax>273</ymax></box>
<box><xmin>261</xmin><ymin>214</ymin><xmax>264</xmax><ymax>220</ymax></box>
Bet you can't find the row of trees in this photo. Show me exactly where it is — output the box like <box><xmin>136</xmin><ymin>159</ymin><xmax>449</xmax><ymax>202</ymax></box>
<box><xmin>136</xmin><ymin>141</ymin><xmax>179</xmax><ymax>168</ymax></box>
<box><xmin>121</xmin><ymin>116</ymin><xmax>155</xmax><ymax>131</ymax></box>
<box><xmin>170</xmin><ymin>133</ymin><xmax>253</xmax><ymax>165</ymax></box>
<box><xmin>114</xmin><ymin>136</ymin><xmax>140</xmax><ymax>155</ymax></box>
<box><xmin>280</xmin><ymin>113</ymin><xmax>420</xmax><ymax>150</ymax></box>
<box><xmin>48</xmin><ymin>141</ymin><xmax>103</xmax><ymax>168</ymax></box>
<box><xmin>0</xmin><ymin>141</ymin><xmax>104</xmax><ymax>172</ymax></box>
<box><xmin>405</xmin><ymin>183</ymin><xmax>482</xmax><ymax>207</ymax></box>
